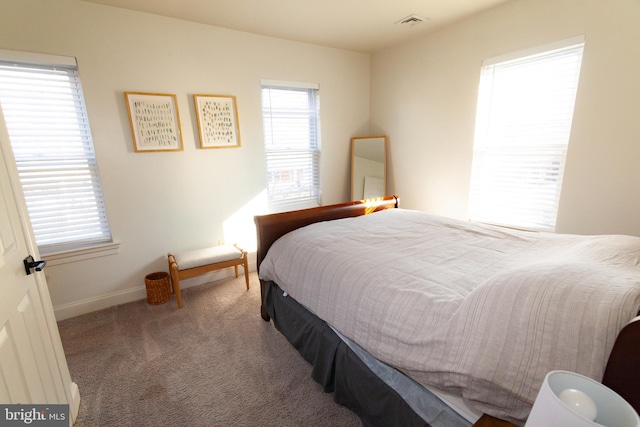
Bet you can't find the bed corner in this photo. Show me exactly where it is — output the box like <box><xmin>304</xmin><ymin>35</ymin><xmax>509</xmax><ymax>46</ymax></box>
<box><xmin>254</xmin><ymin>195</ymin><xmax>399</xmax><ymax>321</ymax></box>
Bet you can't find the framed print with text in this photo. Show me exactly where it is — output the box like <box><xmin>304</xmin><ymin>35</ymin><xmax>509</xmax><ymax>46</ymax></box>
<box><xmin>194</xmin><ymin>94</ymin><xmax>241</xmax><ymax>149</ymax></box>
<box><xmin>125</xmin><ymin>92</ymin><xmax>183</xmax><ymax>152</ymax></box>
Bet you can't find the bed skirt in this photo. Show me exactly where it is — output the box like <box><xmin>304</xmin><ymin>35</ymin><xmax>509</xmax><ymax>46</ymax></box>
<box><xmin>263</xmin><ymin>281</ymin><xmax>471</xmax><ymax>427</ymax></box>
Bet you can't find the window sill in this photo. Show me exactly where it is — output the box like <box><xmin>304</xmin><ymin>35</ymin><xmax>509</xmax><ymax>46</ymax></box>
<box><xmin>41</xmin><ymin>242</ymin><xmax>120</xmax><ymax>267</ymax></box>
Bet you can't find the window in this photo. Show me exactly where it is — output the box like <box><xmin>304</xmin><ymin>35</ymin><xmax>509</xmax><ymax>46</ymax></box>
<box><xmin>261</xmin><ymin>80</ymin><xmax>321</xmax><ymax>212</ymax></box>
<box><xmin>0</xmin><ymin>51</ymin><xmax>112</xmax><ymax>254</ymax></box>
<box><xmin>468</xmin><ymin>36</ymin><xmax>585</xmax><ymax>231</ymax></box>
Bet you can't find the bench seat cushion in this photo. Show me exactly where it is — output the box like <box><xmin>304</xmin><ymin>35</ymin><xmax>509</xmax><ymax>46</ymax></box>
<box><xmin>174</xmin><ymin>245</ymin><xmax>243</xmax><ymax>270</ymax></box>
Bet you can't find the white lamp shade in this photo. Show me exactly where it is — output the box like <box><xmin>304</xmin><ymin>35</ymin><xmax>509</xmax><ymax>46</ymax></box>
<box><xmin>525</xmin><ymin>371</ymin><xmax>640</xmax><ymax>427</ymax></box>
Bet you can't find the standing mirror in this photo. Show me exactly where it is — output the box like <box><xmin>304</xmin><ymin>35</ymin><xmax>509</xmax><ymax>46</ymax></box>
<box><xmin>351</xmin><ymin>136</ymin><xmax>387</xmax><ymax>201</ymax></box>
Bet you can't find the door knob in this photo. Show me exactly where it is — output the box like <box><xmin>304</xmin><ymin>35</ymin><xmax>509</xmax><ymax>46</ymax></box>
<box><xmin>23</xmin><ymin>255</ymin><xmax>46</xmax><ymax>275</ymax></box>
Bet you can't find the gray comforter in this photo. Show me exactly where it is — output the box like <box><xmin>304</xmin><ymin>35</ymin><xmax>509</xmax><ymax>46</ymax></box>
<box><xmin>258</xmin><ymin>209</ymin><xmax>640</xmax><ymax>425</ymax></box>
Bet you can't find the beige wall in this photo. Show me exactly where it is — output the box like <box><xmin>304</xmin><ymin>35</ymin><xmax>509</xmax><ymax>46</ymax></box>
<box><xmin>0</xmin><ymin>0</ymin><xmax>370</xmax><ymax>318</ymax></box>
<box><xmin>371</xmin><ymin>0</ymin><xmax>640</xmax><ymax>237</ymax></box>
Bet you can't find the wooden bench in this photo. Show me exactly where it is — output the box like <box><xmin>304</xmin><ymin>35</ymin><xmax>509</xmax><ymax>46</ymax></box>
<box><xmin>167</xmin><ymin>244</ymin><xmax>249</xmax><ymax>308</ymax></box>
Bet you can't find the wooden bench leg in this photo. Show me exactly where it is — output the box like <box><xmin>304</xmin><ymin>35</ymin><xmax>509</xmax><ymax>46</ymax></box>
<box><xmin>171</xmin><ymin>269</ymin><xmax>183</xmax><ymax>309</ymax></box>
<box><xmin>242</xmin><ymin>252</ymin><xmax>250</xmax><ymax>290</ymax></box>
<box><xmin>168</xmin><ymin>253</ymin><xmax>183</xmax><ymax>309</ymax></box>
<box><xmin>231</xmin><ymin>244</ymin><xmax>250</xmax><ymax>290</ymax></box>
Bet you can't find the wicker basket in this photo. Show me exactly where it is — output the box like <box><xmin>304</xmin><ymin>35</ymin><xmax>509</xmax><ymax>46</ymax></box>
<box><xmin>144</xmin><ymin>272</ymin><xmax>171</xmax><ymax>305</ymax></box>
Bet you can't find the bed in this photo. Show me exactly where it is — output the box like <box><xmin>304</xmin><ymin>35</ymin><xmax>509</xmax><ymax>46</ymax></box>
<box><xmin>254</xmin><ymin>195</ymin><xmax>640</xmax><ymax>426</ymax></box>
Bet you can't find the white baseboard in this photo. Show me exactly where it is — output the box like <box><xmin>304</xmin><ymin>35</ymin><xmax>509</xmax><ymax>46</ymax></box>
<box><xmin>54</xmin><ymin>261</ymin><xmax>257</xmax><ymax>321</ymax></box>
<box><xmin>54</xmin><ymin>286</ymin><xmax>147</xmax><ymax>321</ymax></box>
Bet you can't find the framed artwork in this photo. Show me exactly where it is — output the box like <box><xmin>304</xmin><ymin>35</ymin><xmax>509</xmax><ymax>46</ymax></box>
<box><xmin>193</xmin><ymin>94</ymin><xmax>241</xmax><ymax>149</ymax></box>
<box><xmin>124</xmin><ymin>92</ymin><xmax>183</xmax><ymax>152</ymax></box>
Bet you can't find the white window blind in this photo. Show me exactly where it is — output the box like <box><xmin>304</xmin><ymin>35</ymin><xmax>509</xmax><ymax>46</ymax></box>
<box><xmin>0</xmin><ymin>56</ymin><xmax>112</xmax><ymax>252</ymax></box>
<box><xmin>261</xmin><ymin>82</ymin><xmax>321</xmax><ymax>212</ymax></box>
<box><xmin>468</xmin><ymin>36</ymin><xmax>585</xmax><ymax>231</ymax></box>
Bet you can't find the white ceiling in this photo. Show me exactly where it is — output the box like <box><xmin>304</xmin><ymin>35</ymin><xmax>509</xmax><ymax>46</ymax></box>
<box><xmin>80</xmin><ymin>0</ymin><xmax>510</xmax><ymax>53</ymax></box>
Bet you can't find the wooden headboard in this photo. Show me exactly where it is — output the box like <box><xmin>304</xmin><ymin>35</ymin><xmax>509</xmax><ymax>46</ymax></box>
<box><xmin>254</xmin><ymin>195</ymin><xmax>399</xmax><ymax>320</ymax></box>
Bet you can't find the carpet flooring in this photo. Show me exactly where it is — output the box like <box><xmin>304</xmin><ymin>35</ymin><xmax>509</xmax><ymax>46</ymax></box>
<box><xmin>57</xmin><ymin>273</ymin><xmax>363</xmax><ymax>427</ymax></box>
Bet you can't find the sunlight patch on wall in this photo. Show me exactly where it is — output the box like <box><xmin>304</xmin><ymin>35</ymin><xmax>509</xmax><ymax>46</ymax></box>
<box><xmin>223</xmin><ymin>190</ymin><xmax>268</xmax><ymax>253</ymax></box>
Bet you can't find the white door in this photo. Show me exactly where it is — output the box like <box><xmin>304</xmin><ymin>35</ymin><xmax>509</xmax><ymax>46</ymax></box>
<box><xmin>0</xmin><ymin>110</ymin><xmax>80</xmax><ymax>423</ymax></box>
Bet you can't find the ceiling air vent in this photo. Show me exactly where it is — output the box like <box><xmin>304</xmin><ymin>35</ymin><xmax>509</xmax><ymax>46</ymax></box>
<box><xmin>395</xmin><ymin>14</ymin><xmax>429</xmax><ymax>26</ymax></box>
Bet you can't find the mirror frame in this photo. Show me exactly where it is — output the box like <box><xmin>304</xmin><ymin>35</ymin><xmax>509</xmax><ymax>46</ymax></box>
<box><xmin>351</xmin><ymin>136</ymin><xmax>387</xmax><ymax>201</ymax></box>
